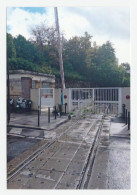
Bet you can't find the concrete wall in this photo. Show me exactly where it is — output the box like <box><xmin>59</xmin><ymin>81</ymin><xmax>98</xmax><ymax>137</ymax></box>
<box><xmin>10</xmin><ymin>78</ymin><xmax>22</xmax><ymax>99</ymax></box>
<box><xmin>54</xmin><ymin>89</ymin><xmax>69</xmax><ymax>113</ymax></box>
<box><xmin>55</xmin><ymin>77</ymin><xmax>93</xmax><ymax>88</ymax></box>
<box><xmin>30</xmin><ymin>87</ymin><xmax>130</xmax><ymax>113</ymax></box>
<box><xmin>121</xmin><ymin>87</ymin><xmax>130</xmax><ymax>112</ymax></box>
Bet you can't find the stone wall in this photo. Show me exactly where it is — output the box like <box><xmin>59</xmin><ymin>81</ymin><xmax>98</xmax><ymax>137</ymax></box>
<box><xmin>55</xmin><ymin>77</ymin><xmax>93</xmax><ymax>88</ymax></box>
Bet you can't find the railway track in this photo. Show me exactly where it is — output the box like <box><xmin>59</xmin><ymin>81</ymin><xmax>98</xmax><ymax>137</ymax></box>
<box><xmin>7</xmin><ymin>117</ymin><xmax>80</xmax><ymax>181</ymax></box>
<box><xmin>7</xmin><ymin>111</ymin><xmax>110</xmax><ymax>189</ymax></box>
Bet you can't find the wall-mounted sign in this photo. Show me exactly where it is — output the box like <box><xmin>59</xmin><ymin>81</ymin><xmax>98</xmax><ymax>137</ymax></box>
<box><xmin>126</xmin><ymin>95</ymin><xmax>130</xmax><ymax>100</ymax></box>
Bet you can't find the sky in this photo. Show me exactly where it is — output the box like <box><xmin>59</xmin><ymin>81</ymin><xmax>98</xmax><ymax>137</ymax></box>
<box><xmin>7</xmin><ymin>6</ymin><xmax>130</xmax><ymax>64</ymax></box>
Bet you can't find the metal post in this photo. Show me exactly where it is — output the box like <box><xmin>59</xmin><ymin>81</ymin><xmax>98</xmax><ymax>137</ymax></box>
<box><xmin>128</xmin><ymin>112</ymin><xmax>130</xmax><ymax>130</ymax></box>
<box><xmin>125</xmin><ymin>109</ymin><xmax>127</xmax><ymax>125</ymax></box>
<box><xmin>59</xmin><ymin>105</ymin><xmax>62</xmax><ymax>117</ymax></box>
<box><xmin>7</xmin><ymin>59</ymin><xmax>10</xmax><ymax>123</ymax></box>
<box><xmin>48</xmin><ymin>107</ymin><xmax>50</xmax><ymax>123</ymax></box>
<box><xmin>118</xmin><ymin>88</ymin><xmax>122</xmax><ymax>116</ymax></box>
<box><xmin>65</xmin><ymin>103</ymin><xmax>67</xmax><ymax>114</ymax></box>
<box><xmin>122</xmin><ymin>104</ymin><xmax>125</xmax><ymax>120</ymax></box>
<box><xmin>55</xmin><ymin>105</ymin><xmax>57</xmax><ymax>119</ymax></box>
<box><xmin>54</xmin><ymin>7</ymin><xmax>65</xmax><ymax>89</ymax></box>
<box><xmin>38</xmin><ymin>107</ymin><xmax>40</xmax><ymax>126</ymax></box>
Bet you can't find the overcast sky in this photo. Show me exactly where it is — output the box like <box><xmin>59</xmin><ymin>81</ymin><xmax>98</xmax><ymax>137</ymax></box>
<box><xmin>7</xmin><ymin>7</ymin><xmax>130</xmax><ymax>64</ymax></box>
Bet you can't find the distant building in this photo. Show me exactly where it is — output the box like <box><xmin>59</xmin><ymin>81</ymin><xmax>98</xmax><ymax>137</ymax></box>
<box><xmin>9</xmin><ymin>70</ymin><xmax>55</xmax><ymax>99</ymax></box>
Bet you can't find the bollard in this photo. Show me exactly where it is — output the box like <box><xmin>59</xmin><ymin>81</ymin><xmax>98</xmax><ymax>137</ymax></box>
<box><xmin>59</xmin><ymin>105</ymin><xmax>62</xmax><ymax>117</ymax></box>
<box><xmin>48</xmin><ymin>107</ymin><xmax>50</xmax><ymax>123</ymax></box>
<box><xmin>128</xmin><ymin>112</ymin><xmax>130</xmax><ymax>130</ymax></box>
<box><xmin>55</xmin><ymin>106</ymin><xmax>56</xmax><ymax>119</ymax></box>
<box><xmin>38</xmin><ymin>109</ymin><xmax>40</xmax><ymax>126</ymax></box>
<box><xmin>122</xmin><ymin>104</ymin><xmax>125</xmax><ymax>120</ymax></box>
<box><xmin>125</xmin><ymin>109</ymin><xmax>128</xmax><ymax>125</ymax></box>
<box><xmin>65</xmin><ymin>103</ymin><xmax>67</xmax><ymax>115</ymax></box>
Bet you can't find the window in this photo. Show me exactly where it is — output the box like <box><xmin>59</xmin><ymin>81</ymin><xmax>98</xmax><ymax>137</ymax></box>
<box><xmin>32</xmin><ymin>80</ymin><xmax>36</xmax><ymax>88</ymax></box>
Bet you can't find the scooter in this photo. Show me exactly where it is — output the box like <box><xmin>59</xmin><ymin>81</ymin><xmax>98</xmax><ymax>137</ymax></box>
<box><xmin>16</xmin><ymin>97</ymin><xmax>32</xmax><ymax>112</ymax></box>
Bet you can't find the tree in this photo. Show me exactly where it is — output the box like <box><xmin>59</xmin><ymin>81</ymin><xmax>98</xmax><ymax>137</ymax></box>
<box><xmin>14</xmin><ymin>34</ymin><xmax>44</xmax><ymax>66</ymax></box>
<box><xmin>30</xmin><ymin>23</ymin><xmax>57</xmax><ymax>51</ymax></box>
<box><xmin>121</xmin><ymin>62</ymin><xmax>130</xmax><ymax>72</ymax></box>
<box><xmin>7</xmin><ymin>31</ymin><xmax>130</xmax><ymax>87</ymax></box>
<box><xmin>64</xmin><ymin>32</ymin><xmax>92</xmax><ymax>77</ymax></box>
<box><xmin>7</xmin><ymin>33</ymin><xmax>16</xmax><ymax>58</ymax></box>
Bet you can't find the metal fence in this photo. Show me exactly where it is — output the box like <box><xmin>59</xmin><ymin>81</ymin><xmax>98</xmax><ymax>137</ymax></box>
<box><xmin>68</xmin><ymin>88</ymin><xmax>93</xmax><ymax>111</ymax></box>
<box><xmin>68</xmin><ymin>88</ymin><xmax>122</xmax><ymax>115</ymax></box>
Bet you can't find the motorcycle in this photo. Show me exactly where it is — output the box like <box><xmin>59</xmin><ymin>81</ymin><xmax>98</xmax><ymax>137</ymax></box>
<box><xmin>16</xmin><ymin>97</ymin><xmax>32</xmax><ymax>112</ymax></box>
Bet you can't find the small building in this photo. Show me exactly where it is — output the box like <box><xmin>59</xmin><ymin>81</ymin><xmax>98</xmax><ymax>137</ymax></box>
<box><xmin>9</xmin><ymin>70</ymin><xmax>55</xmax><ymax>100</ymax></box>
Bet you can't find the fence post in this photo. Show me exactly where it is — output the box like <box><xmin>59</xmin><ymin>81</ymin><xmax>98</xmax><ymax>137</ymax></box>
<box><xmin>65</xmin><ymin>103</ymin><xmax>67</xmax><ymax>115</ymax></box>
<box><xmin>59</xmin><ymin>105</ymin><xmax>62</xmax><ymax>117</ymax></box>
<box><xmin>48</xmin><ymin>107</ymin><xmax>50</xmax><ymax>123</ymax></box>
<box><xmin>38</xmin><ymin>106</ymin><xmax>40</xmax><ymax>126</ymax></box>
<box><xmin>122</xmin><ymin>104</ymin><xmax>125</xmax><ymax>120</ymax></box>
<box><xmin>118</xmin><ymin>88</ymin><xmax>122</xmax><ymax>116</ymax></box>
<box><xmin>125</xmin><ymin>109</ymin><xmax>128</xmax><ymax>125</ymax></box>
<box><xmin>128</xmin><ymin>112</ymin><xmax>130</xmax><ymax>130</ymax></box>
<box><xmin>55</xmin><ymin>105</ymin><xmax>56</xmax><ymax>119</ymax></box>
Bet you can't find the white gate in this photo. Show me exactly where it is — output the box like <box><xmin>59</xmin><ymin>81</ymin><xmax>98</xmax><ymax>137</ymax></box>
<box><xmin>68</xmin><ymin>88</ymin><xmax>122</xmax><ymax>115</ymax></box>
<box><xmin>93</xmin><ymin>88</ymin><xmax>122</xmax><ymax>115</ymax></box>
<box><xmin>39</xmin><ymin>88</ymin><xmax>55</xmax><ymax>111</ymax></box>
<box><xmin>68</xmin><ymin>88</ymin><xmax>94</xmax><ymax>112</ymax></box>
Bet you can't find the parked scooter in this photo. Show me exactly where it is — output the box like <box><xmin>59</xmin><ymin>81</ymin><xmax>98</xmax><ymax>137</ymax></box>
<box><xmin>9</xmin><ymin>98</ymin><xmax>14</xmax><ymax>112</ymax></box>
<box><xmin>16</xmin><ymin>97</ymin><xmax>32</xmax><ymax>112</ymax></box>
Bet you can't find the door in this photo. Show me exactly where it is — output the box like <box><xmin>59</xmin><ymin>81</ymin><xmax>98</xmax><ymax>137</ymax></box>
<box><xmin>21</xmin><ymin>77</ymin><xmax>32</xmax><ymax>99</ymax></box>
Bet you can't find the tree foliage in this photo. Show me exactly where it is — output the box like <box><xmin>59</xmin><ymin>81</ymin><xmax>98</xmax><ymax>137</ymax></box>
<box><xmin>7</xmin><ymin>27</ymin><xmax>130</xmax><ymax>87</ymax></box>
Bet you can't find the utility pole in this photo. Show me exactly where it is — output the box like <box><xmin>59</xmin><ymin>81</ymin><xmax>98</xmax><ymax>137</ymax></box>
<box><xmin>54</xmin><ymin>7</ymin><xmax>65</xmax><ymax>89</ymax></box>
<box><xmin>7</xmin><ymin>59</ymin><xmax>10</xmax><ymax>123</ymax></box>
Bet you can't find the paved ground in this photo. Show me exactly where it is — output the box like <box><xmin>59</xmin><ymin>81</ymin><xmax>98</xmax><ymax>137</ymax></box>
<box><xmin>7</xmin><ymin>111</ymin><xmax>130</xmax><ymax>189</ymax></box>
<box><xmin>87</xmin><ymin>116</ymin><xmax>130</xmax><ymax>189</ymax></box>
<box><xmin>8</xmin><ymin>113</ymin><xmax>110</xmax><ymax>189</ymax></box>
<box><xmin>108</xmin><ymin>117</ymin><xmax>130</xmax><ymax>189</ymax></box>
<box><xmin>8</xmin><ymin>111</ymin><xmax>68</xmax><ymax>130</ymax></box>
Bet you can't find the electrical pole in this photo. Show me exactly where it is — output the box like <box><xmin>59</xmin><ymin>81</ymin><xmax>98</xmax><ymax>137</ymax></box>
<box><xmin>7</xmin><ymin>59</ymin><xmax>10</xmax><ymax>123</ymax></box>
<box><xmin>54</xmin><ymin>7</ymin><xmax>65</xmax><ymax>89</ymax></box>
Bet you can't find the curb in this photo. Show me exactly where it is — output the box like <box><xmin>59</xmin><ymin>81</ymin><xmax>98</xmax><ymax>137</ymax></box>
<box><xmin>7</xmin><ymin>118</ymin><xmax>69</xmax><ymax>131</ymax></box>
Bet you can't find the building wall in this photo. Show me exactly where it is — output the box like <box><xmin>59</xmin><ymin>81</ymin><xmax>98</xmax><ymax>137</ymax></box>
<box><xmin>9</xmin><ymin>70</ymin><xmax>55</xmax><ymax>101</ymax></box>
<box><xmin>10</xmin><ymin>78</ymin><xmax>22</xmax><ymax>99</ymax></box>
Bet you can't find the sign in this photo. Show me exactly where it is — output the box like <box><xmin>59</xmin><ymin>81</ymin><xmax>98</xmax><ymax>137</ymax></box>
<box><xmin>126</xmin><ymin>95</ymin><xmax>130</xmax><ymax>100</ymax></box>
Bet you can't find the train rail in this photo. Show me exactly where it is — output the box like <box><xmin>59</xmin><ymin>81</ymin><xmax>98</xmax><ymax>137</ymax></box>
<box><xmin>7</xmin><ymin>109</ymin><xmax>110</xmax><ymax>189</ymax></box>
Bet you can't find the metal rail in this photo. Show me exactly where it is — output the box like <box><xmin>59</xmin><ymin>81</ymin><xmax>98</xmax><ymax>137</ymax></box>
<box><xmin>7</xmin><ymin>118</ymin><xmax>80</xmax><ymax>182</ymax></box>
<box><xmin>7</xmin><ymin>107</ymin><xmax>110</xmax><ymax>188</ymax></box>
<box><xmin>76</xmin><ymin>104</ymin><xmax>110</xmax><ymax>189</ymax></box>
